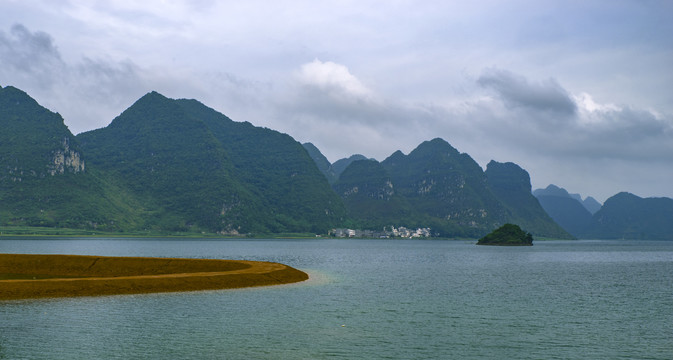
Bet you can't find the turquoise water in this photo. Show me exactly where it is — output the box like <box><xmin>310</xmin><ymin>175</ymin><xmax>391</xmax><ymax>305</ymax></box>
<box><xmin>1</xmin><ymin>238</ymin><xmax>672</xmax><ymax>359</ymax></box>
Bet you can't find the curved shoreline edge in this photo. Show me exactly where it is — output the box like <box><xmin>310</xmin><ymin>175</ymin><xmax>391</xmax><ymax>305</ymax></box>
<box><xmin>0</xmin><ymin>254</ymin><xmax>309</xmax><ymax>300</ymax></box>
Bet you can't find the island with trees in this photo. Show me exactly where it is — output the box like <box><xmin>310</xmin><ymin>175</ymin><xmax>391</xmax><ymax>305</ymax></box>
<box><xmin>477</xmin><ymin>223</ymin><xmax>534</xmax><ymax>246</ymax></box>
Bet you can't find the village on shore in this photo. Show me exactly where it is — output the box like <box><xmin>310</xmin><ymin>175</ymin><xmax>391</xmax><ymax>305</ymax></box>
<box><xmin>330</xmin><ymin>226</ymin><xmax>432</xmax><ymax>238</ymax></box>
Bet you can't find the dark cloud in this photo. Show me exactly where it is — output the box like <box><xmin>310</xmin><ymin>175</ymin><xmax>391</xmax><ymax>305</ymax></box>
<box><xmin>574</xmin><ymin>106</ymin><xmax>673</xmax><ymax>161</ymax></box>
<box><xmin>0</xmin><ymin>24</ymin><xmax>65</xmax><ymax>88</ymax></box>
<box><xmin>0</xmin><ymin>24</ymin><xmax>61</xmax><ymax>68</ymax></box>
<box><xmin>477</xmin><ymin>68</ymin><xmax>577</xmax><ymax>116</ymax></box>
<box><xmin>0</xmin><ymin>24</ymin><xmax>153</xmax><ymax>132</ymax></box>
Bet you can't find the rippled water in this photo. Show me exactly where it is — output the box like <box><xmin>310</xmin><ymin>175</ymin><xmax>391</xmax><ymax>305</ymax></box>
<box><xmin>1</xmin><ymin>238</ymin><xmax>672</xmax><ymax>359</ymax></box>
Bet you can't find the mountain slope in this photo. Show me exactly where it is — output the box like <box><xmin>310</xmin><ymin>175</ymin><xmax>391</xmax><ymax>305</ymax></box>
<box><xmin>303</xmin><ymin>142</ymin><xmax>338</xmax><ymax>184</ymax></box>
<box><xmin>485</xmin><ymin>161</ymin><xmax>572</xmax><ymax>239</ymax></box>
<box><xmin>79</xmin><ymin>92</ymin><xmax>346</xmax><ymax>234</ymax></box>
<box><xmin>381</xmin><ymin>138</ymin><xmax>508</xmax><ymax>237</ymax></box>
<box><xmin>175</xmin><ymin>98</ymin><xmax>346</xmax><ymax>233</ymax></box>
<box><xmin>332</xmin><ymin>159</ymin><xmax>414</xmax><ymax>229</ymax></box>
<box><xmin>332</xmin><ymin>154</ymin><xmax>369</xmax><ymax>180</ymax></box>
<box><xmin>533</xmin><ymin>185</ymin><xmax>593</xmax><ymax>236</ymax></box>
<box><xmin>581</xmin><ymin>196</ymin><xmax>602</xmax><ymax>215</ymax></box>
<box><xmin>77</xmin><ymin>91</ymin><xmax>251</xmax><ymax>233</ymax></box>
<box><xmin>0</xmin><ymin>85</ymin><xmax>143</xmax><ymax>230</ymax></box>
<box><xmin>582</xmin><ymin>192</ymin><xmax>673</xmax><ymax>240</ymax></box>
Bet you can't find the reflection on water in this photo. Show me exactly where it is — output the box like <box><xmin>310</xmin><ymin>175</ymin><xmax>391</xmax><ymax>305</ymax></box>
<box><xmin>1</xmin><ymin>238</ymin><xmax>672</xmax><ymax>359</ymax></box>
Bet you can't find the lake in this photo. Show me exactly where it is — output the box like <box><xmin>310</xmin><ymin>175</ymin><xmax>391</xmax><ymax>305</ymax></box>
<box><xmin>1</xmin><ymin>238</ymin><xmax>672</xmax><ymax>359</ymax></box>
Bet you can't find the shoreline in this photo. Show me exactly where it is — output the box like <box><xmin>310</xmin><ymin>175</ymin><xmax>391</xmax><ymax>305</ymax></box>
<box><xmin>0</xmin><ymin>254</ymin><xmax>309</xmax><ymax>300</ymax></box>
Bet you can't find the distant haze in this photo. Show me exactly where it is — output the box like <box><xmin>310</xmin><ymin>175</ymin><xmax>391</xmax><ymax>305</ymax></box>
<box><xmin>1</xmin><ymin>1</ymin><xmax>671</xmax><ymax>202</ymax></box>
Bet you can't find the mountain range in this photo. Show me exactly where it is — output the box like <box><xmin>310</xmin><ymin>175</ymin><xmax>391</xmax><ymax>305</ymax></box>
<box><xmin>534</xmin><ymin>185</ymin><xmax>673</xmax><ymax>240</ymax></box>
<box><xmin>311</xmin><ymin>138</ymin><xmax>570</xmax><ymax>238</ymax></box>
<box><xmin>2</xmin><ymin>86</ymin><xmax>344</xmax><ymax>234</ymax></box>
<box><xmin>1</xmin><ymin>85</ymin><xmax>671</xmax><ymax>239</ymax></box>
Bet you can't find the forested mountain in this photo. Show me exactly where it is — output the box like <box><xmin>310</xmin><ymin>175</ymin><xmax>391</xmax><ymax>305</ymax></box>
<box><xmin>0</xmin><ymin>86</ymin><xmax>144</xmax><ymax>230</ymax></box>
<box><xmin>3</xmin><ymin>85</ymin><xmax>669</xmax><ymax>239</ymax></box>
<box><xmin>175</xmin><ymin>98</ymin><xmax>346</xmax><ymax>233</ymax></box>
<box><xmin>326</xmin><ymin>138</ymin><xmax>572</xmax><ymax>238</ymax></box>
<box><xmin>77</xmin><ymin>92</ymin><xmax>345</xmax><ymax>234</ymax></box>
<box><xmin>379</xmin><ymin>139</ymin><xmax>508</xmax><ymax>237</ymax></box>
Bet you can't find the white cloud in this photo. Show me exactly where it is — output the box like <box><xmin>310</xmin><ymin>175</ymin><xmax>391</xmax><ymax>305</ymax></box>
<box><xmin>297</xmin><ymin>59</ymin><xmax>375</xmax><ymax>102</ymax></box>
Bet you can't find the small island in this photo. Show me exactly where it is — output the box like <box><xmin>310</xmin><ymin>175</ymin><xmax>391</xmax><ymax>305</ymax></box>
<box><xmin>0</xmin><ymin>254</ymin><xmax>309</xmax><ymax>300</ymax></box>
<box><xmin>477</xmin><ymin>223</ymin><xmax>534</xmax><ymax>246</ymax></box>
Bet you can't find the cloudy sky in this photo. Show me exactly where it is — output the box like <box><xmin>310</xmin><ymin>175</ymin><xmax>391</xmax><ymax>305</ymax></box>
<box><xmin>2</xmin><ymin>0</ymin><xmax>672</xmax><ymax>202</ymax></box>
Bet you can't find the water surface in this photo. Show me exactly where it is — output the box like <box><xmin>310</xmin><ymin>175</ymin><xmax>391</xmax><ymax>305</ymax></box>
<box><xmin>1</xmin><ymin>238</ymin><xmax>672</xmax><ymax>359</ymax></box>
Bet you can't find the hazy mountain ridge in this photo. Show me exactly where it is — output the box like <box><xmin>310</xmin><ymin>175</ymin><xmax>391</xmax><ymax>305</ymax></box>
<box><xmin>533</xmin><ymin>185</ymin><xmax>593</xmax><ymax>237</ymax></box>
<box><xmin>533</xmin><ymin>184</ymin><xmax>673</xmax><ymax>239</ymax></box>
<box><xmin>534</xmin><ymin>184</ymin><xmax>601</xmax><ymax>214</ymax></box>
<box><xmin>583</xmin><ymin>192</ymin><xmax>673</xmax><ymax>240</ymax></box>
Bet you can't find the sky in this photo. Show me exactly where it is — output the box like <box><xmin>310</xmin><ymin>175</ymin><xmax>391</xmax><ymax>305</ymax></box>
<box><xmin>1</xmin><ymin>0</ymin><xmax>672</xmax><ymax>203</ymax></box>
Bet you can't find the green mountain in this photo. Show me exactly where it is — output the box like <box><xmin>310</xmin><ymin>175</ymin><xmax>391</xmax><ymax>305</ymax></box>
<box><xmin>533</xmin><ymin>185</ymin><xmax>593</xmax><ymax>237</ymax></box>
<box><xmin>5</xmin><ymin>85</ymin><xmax>668</xmax><ymax>239</ymax></box>
<box><xmin>77</xmin><ymin>91</ymin><xmax>344</xmax><ymax>234</ymax></box>
<box><xmin>582</xmin><ymin>192</ymin><xmax>673</xmax><ymax>240</ymax></box>
<box><xmin>0</xmin><ymin>86</ymin><xmax>144</xmax><ymax>230</ymax></box>
<box><xmin>485</xmin><ymin>161</ymin><xmax>572</xmax><ymax>239</ymax></box>
<box><xmin>174</xmin><ymin>98</ymin><xmax>346</xmax><ymax>233</ymax></box>
<box><xmin>379</xmin><ymin>138</ymin><xmax>509</xmax><ymax>237</ymax></box>
<box><xmin>326</xmin><ymin>140</ymin><xmax>573</xmax><ymax>238</ymax></box>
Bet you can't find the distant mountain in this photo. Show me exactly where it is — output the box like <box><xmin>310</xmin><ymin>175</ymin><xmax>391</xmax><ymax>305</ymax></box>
<box><xmin>581</xmin><ymin>196</ymin><xmax>602</xmax><ymax>215</ymax></box>
<box><xmin>0</xmin><ymin>85</ymin><xmax>143</xmax><ymax>230</ymax></box>
<box><xmin>582</xmin><ymin>192</ymin><xmax>673</xmax><ymax>240</ymax></box>
<box><xmin>485</xmin><ymin>162</ymin><xmax>572</xmax><ymax>239</ymax></box>
<box><xmin>568</xmin><ymin>194</ymin><xmax>601</xmax><ymax>214</ymax></box>
<box><xmin>302</xmin><ymin>142</ymin><xmax>337</xmax><ymax>184</ymax></box>
<box><xmin>332</xmin><ymin>154</ymin><xmax>370</xmax><ymax>180</ymax></box>
<box><xmin>533</xmin><ymin>185</ymin><xmax>593</xmax><ymax>237</ymax></box>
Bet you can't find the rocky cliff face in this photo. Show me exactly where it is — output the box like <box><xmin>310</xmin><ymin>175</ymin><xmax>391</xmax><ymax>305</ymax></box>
<box><xmin>0</xmin><ymin>85</ymin><xmax>139</xmax><ymax>230</ymax></box>
<box><xmin>0</xmin><ymin>86</ymin><xmax>85</xmax><ymax>181</ymax></box>
<box><xmin>49</xmin><ymin>138</ymin><xmax>85</xmax><ymax>175</ymax></box>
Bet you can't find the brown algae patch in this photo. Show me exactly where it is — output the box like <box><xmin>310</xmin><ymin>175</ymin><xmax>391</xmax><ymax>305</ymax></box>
<box><xmin>0</xmin><ymin>253</ymin><xmax>309</xmax><ymax>300</ymax></box>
